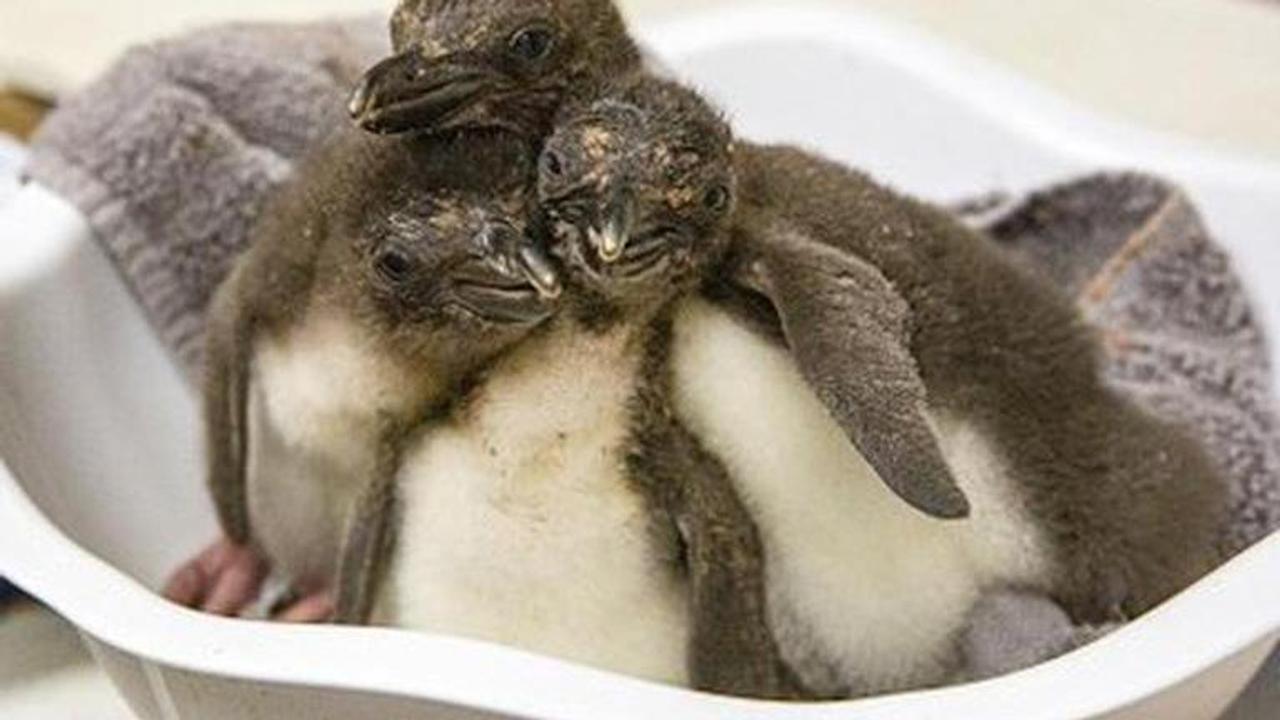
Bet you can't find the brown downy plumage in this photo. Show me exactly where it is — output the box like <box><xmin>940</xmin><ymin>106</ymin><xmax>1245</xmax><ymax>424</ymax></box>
<box><xmin>567</xmin><ymin>89</ymin><xmax>1224</xmax><ymax>696</ymax></box>
<box><xmin>204</xmin><ymin>123</ymin><xmax>561</xmax><ymax>619</ymax></box>
<box><xmin>727</xmin><ymin>145</ymin><xmax>1224</xmax><ymax>619</ymax></box>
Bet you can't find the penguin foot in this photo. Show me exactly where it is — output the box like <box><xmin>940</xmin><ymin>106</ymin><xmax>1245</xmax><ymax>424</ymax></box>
<box><xmin>164</xmin><ymin>539</ymin><xmax>335</xmax><ymax>623</ymax></box>
<box><xmin>272</xmin><ymin>590</ymin><xmax>334</xmax><ymax>624</ymax></box>
<box><xmin>163</xmin><ymin>537</ymin><xmax>268</xmax><ymax>617</ymax></box>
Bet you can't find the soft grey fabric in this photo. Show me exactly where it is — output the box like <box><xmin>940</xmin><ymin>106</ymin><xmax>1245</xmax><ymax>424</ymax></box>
<box><xmin>25</xmin><ymin>17</ymin><xmax>387</xmax><ymax>376</ymax></box>
<box><xmin>20</xmin><ymin>19</ymin><xmax>1279</xmax><ymax>691</ymax></box>
<box><xmin>990</xmin><ymin>174</ymin><xmax>1280</xmax><ymax>557</ymax></box>
<box><xmin>961</xmin><ymin>589</ymin><xmax>1115</xmax><ymax>681</ymax></box>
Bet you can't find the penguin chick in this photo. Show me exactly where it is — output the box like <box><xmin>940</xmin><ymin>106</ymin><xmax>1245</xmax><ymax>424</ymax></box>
<box><xmin>536</xmin><ymin>77</ymin><xmax>805</xmax><ymax>699</ymax></box>
<box><xmin>201</xmin><ymin>124</ymin><xmax>561</xmax><ymax>616</ymax></box>
<box><xmin>674</xmin><ymin>140</ymin><xmax>1224</xmax><ymax>695</ymax></box>
<box><xmin>534</xmin><ymin>75</ymin><xmax>1226</xmax><ymax>697</ymax></box>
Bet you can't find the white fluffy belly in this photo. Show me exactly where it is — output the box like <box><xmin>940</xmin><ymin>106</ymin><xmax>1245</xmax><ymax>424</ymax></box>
<box><xmin>670</xmin><ymin>299</ymin><xmax>1052</xmax><ymax>695</ymax></box>
<box><xmin>246</xmin><ymin>384</ymin><xmax>371</xmax><ymax>591</ymax></box>
<box><xmin>246</xmin><ymin>313</ymin><xmax>416</xmax><ymax>591</ymax></box>
<box><xmin>384</xmin><ymin>325</ymin><xmax>690</xmax><ymax>686</ymax></box>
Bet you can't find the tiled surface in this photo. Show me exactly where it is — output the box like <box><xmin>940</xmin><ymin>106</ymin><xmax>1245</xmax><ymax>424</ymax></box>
<box><xmin>1</xmin><ymin>0</ymin><xmax>1278</xmax><ymax>718</ymax></box>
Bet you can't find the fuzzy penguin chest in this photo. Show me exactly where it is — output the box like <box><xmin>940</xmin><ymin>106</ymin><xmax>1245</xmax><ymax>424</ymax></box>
<box><xmin>387</xmin><ymin>326</ymin><xmax>691</xmax><ymax>685</ymax></box>
<box><xmin>669</xmin><ymin>299</ymin><xmax>1053</xmax><ymax>695</ymax></box>
<box><xmin>247</xmin><ymin>313</ymin><xmax>428</xmax><ymax>590</ymax></box>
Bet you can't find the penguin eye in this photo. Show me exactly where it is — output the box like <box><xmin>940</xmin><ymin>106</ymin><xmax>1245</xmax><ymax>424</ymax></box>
<box><xmin>704</xmin><ymin>185</ymin><xmax>731</xmax><ymax>214</ymax></box>
<box><xmin>541</xmin><ymin>150</ymin><xmax>566</xmax><ymax>179</ymax></box>
<box><xmin>374</xmin><ymin>247</ymin><xmax>415</xmax><ymax>284</ymax></box>
<box><xmin>509</xmin><ymin>25</ymin><xmax>556</xmax><ymax>63</ymax></box>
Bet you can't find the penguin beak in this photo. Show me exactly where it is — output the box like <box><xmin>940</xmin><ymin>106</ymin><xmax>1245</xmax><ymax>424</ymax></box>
<box><xmin>587</xmin><ymin>190</ymin><xmax>636</xmax><ymax>264</ymax></box>
<box><xmin>349</xmin><ymin>50</ymin><xmax>500</xmax><ymax>134</ymax></box>
<box><xmin>477</xmin><ymin>223</ymin><xmax>564</xmax><ymax>301</ymax></box>
<box><xmin>518</xmin><ymin>243</ymin><xmax>564</xmax><ymax>300</ymax></box>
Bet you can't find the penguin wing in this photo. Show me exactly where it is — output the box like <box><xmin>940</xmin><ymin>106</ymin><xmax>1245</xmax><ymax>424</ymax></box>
<box><xmin>335</xmin><ymin>421</ymin><xmax>403</xmax><ymax>624</ymax></box>
<box><xmin>203</xmin><ymin>265</ymin><xmax>255</xmax><ymax>543</ymax></box>
<box><xmin>728</xmin><ymin>225</ymin><xmax>970</xmax><ymax>520</ymax></box>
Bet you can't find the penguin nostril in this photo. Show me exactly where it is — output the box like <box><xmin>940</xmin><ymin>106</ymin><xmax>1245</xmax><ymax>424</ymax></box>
<box><xmin>556</xmin><ymin>201</ymin><xmax>588</xmax><ymax>224</ymax></box>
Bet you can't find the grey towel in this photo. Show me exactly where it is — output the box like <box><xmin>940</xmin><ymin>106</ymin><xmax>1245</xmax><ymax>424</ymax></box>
<box><xmin>990</xmin><ymin>174</ymin><xmax>1280</xmax><ymax>557</ymax></box>
<box><xmin>20</xmin><ymin>17</ymin><xmax>1280</xmax><ymax>688</ymax></box>
<box><xmin>25</xmin><ymin>17</ymin><xmax>387</xmax><ymax>376</ymax></box>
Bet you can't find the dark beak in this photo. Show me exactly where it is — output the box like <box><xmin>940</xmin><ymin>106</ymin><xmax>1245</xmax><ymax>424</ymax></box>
<box><xmin>517</xmin><ymin>243</ymin><xmax>564</xmax><ymax>300</ymax></box>
<box><xmin>587</xmin><ymin>189</ymin><xmax>636</xmax><ymax>263</ymax></box>
<box><xmin>348</xmin><ymin>50</ymin><xmax>500</xmax><ymax>134</ymax></box>
<box><xmin>476</xmin><ymin>223</ymin><xmax>564</xmax><ymax>300</ymax></box>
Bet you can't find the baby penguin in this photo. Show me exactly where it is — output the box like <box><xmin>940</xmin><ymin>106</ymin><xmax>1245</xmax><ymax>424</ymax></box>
<box><xmin>185</xmin><ymin>125</ymin><xmax>560</xmax><ymax>618</ymax></box>
<box><xmin>366</xmin><ymin>78</ymin><xmax>800</xmax><ymax>699</ymax></box>
<box><xmin>532</xmin><ymin>80</ymin><xmax>1228</xmax><ymax>698</ymax></box>
<box><xmin>542</xmin><ymin>80</ymin><xmax>805</xmax><ymax>696</ymax></box>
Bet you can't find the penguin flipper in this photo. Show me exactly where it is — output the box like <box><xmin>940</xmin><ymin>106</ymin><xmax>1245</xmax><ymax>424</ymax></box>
<box><xmin>729</xmin><ymin>226</ymin><xmax>970</xmax><ymax>520</ymax></box>
<box><xmin>334</xmin><ymin>420</ymin><xmax>404</xmax><ymax>624</ymax></box>
<box><xmin>204</xmin><ymin>267</ymin><xmax>254</xmax><ymax>544</ymax></box>
<box><xmin>626</xmin><ymin>390</ymin><xmax>807</xmax><ymax>699</ymax></box>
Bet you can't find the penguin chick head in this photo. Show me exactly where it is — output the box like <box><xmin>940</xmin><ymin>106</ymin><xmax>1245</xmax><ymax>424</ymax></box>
<box><xmin>319</xmin><ymin>189</ymin><xmax>561</xmax><ymax>374</ymax></box>
<box><xmin>537</xmin><ymin>77</ymin><xmax>736</xmax><ymax>316</ymax></box>
<box><xmin>350</xmin><ymin>0</ymin><xmax>641</xmax><ymax>135</ymax></box>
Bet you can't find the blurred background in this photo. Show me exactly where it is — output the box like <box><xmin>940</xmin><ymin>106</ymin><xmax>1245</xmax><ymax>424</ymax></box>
<box><xmin>3</xmin><ymin>0</ymin><xmax>1280</xmax><ymax>158</ymax></box>
<box><xmin>0</xmin><ymin>0</ymin><xmax>1277</xmax><ymax>717</ymax></box>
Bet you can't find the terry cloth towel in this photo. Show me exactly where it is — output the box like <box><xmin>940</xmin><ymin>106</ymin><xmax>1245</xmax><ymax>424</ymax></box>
<box><xmin>24</xmin><ymin>16</ymin><xmax>387</xmax><ymax>376</ymax></box>
<box><xmin>21</xmin><ymin>17</ymin><xmax>1280</xmax><ymax>686</ymax></box>
<box><xmin>989</xmin><ymin>174</ymin><xmax>1280</xmax><ymax>558</ymax></box>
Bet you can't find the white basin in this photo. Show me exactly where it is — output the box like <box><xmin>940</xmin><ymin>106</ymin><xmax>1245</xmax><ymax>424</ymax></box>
<box><xmin>2</xmin><ymin>5</ymin><xmax>1279</xmax><ymax>719</ymax></box>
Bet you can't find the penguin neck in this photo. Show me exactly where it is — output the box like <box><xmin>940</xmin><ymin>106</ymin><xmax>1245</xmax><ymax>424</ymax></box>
<box><xmin>462</xmin><ymin>316</ymin><xmax>646</xmax><ymax>450</ymax></box>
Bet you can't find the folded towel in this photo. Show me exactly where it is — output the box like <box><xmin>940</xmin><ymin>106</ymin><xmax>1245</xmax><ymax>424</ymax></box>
<box><xmin>25</xmin><ymin>17</ymin><xmax>386</xmax><ymax>376</ymax></box>
<box><xmin>21</xmin><ymin>17</ymin><xmax>1280</xmax><ymax>687</ymax></box>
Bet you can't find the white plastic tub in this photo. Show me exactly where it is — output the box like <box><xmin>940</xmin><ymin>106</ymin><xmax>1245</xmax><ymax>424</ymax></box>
<box><xmin>3</xmin><ymin>6</ymin><xmax>1280</xmax><ymax>719</ymax></box>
